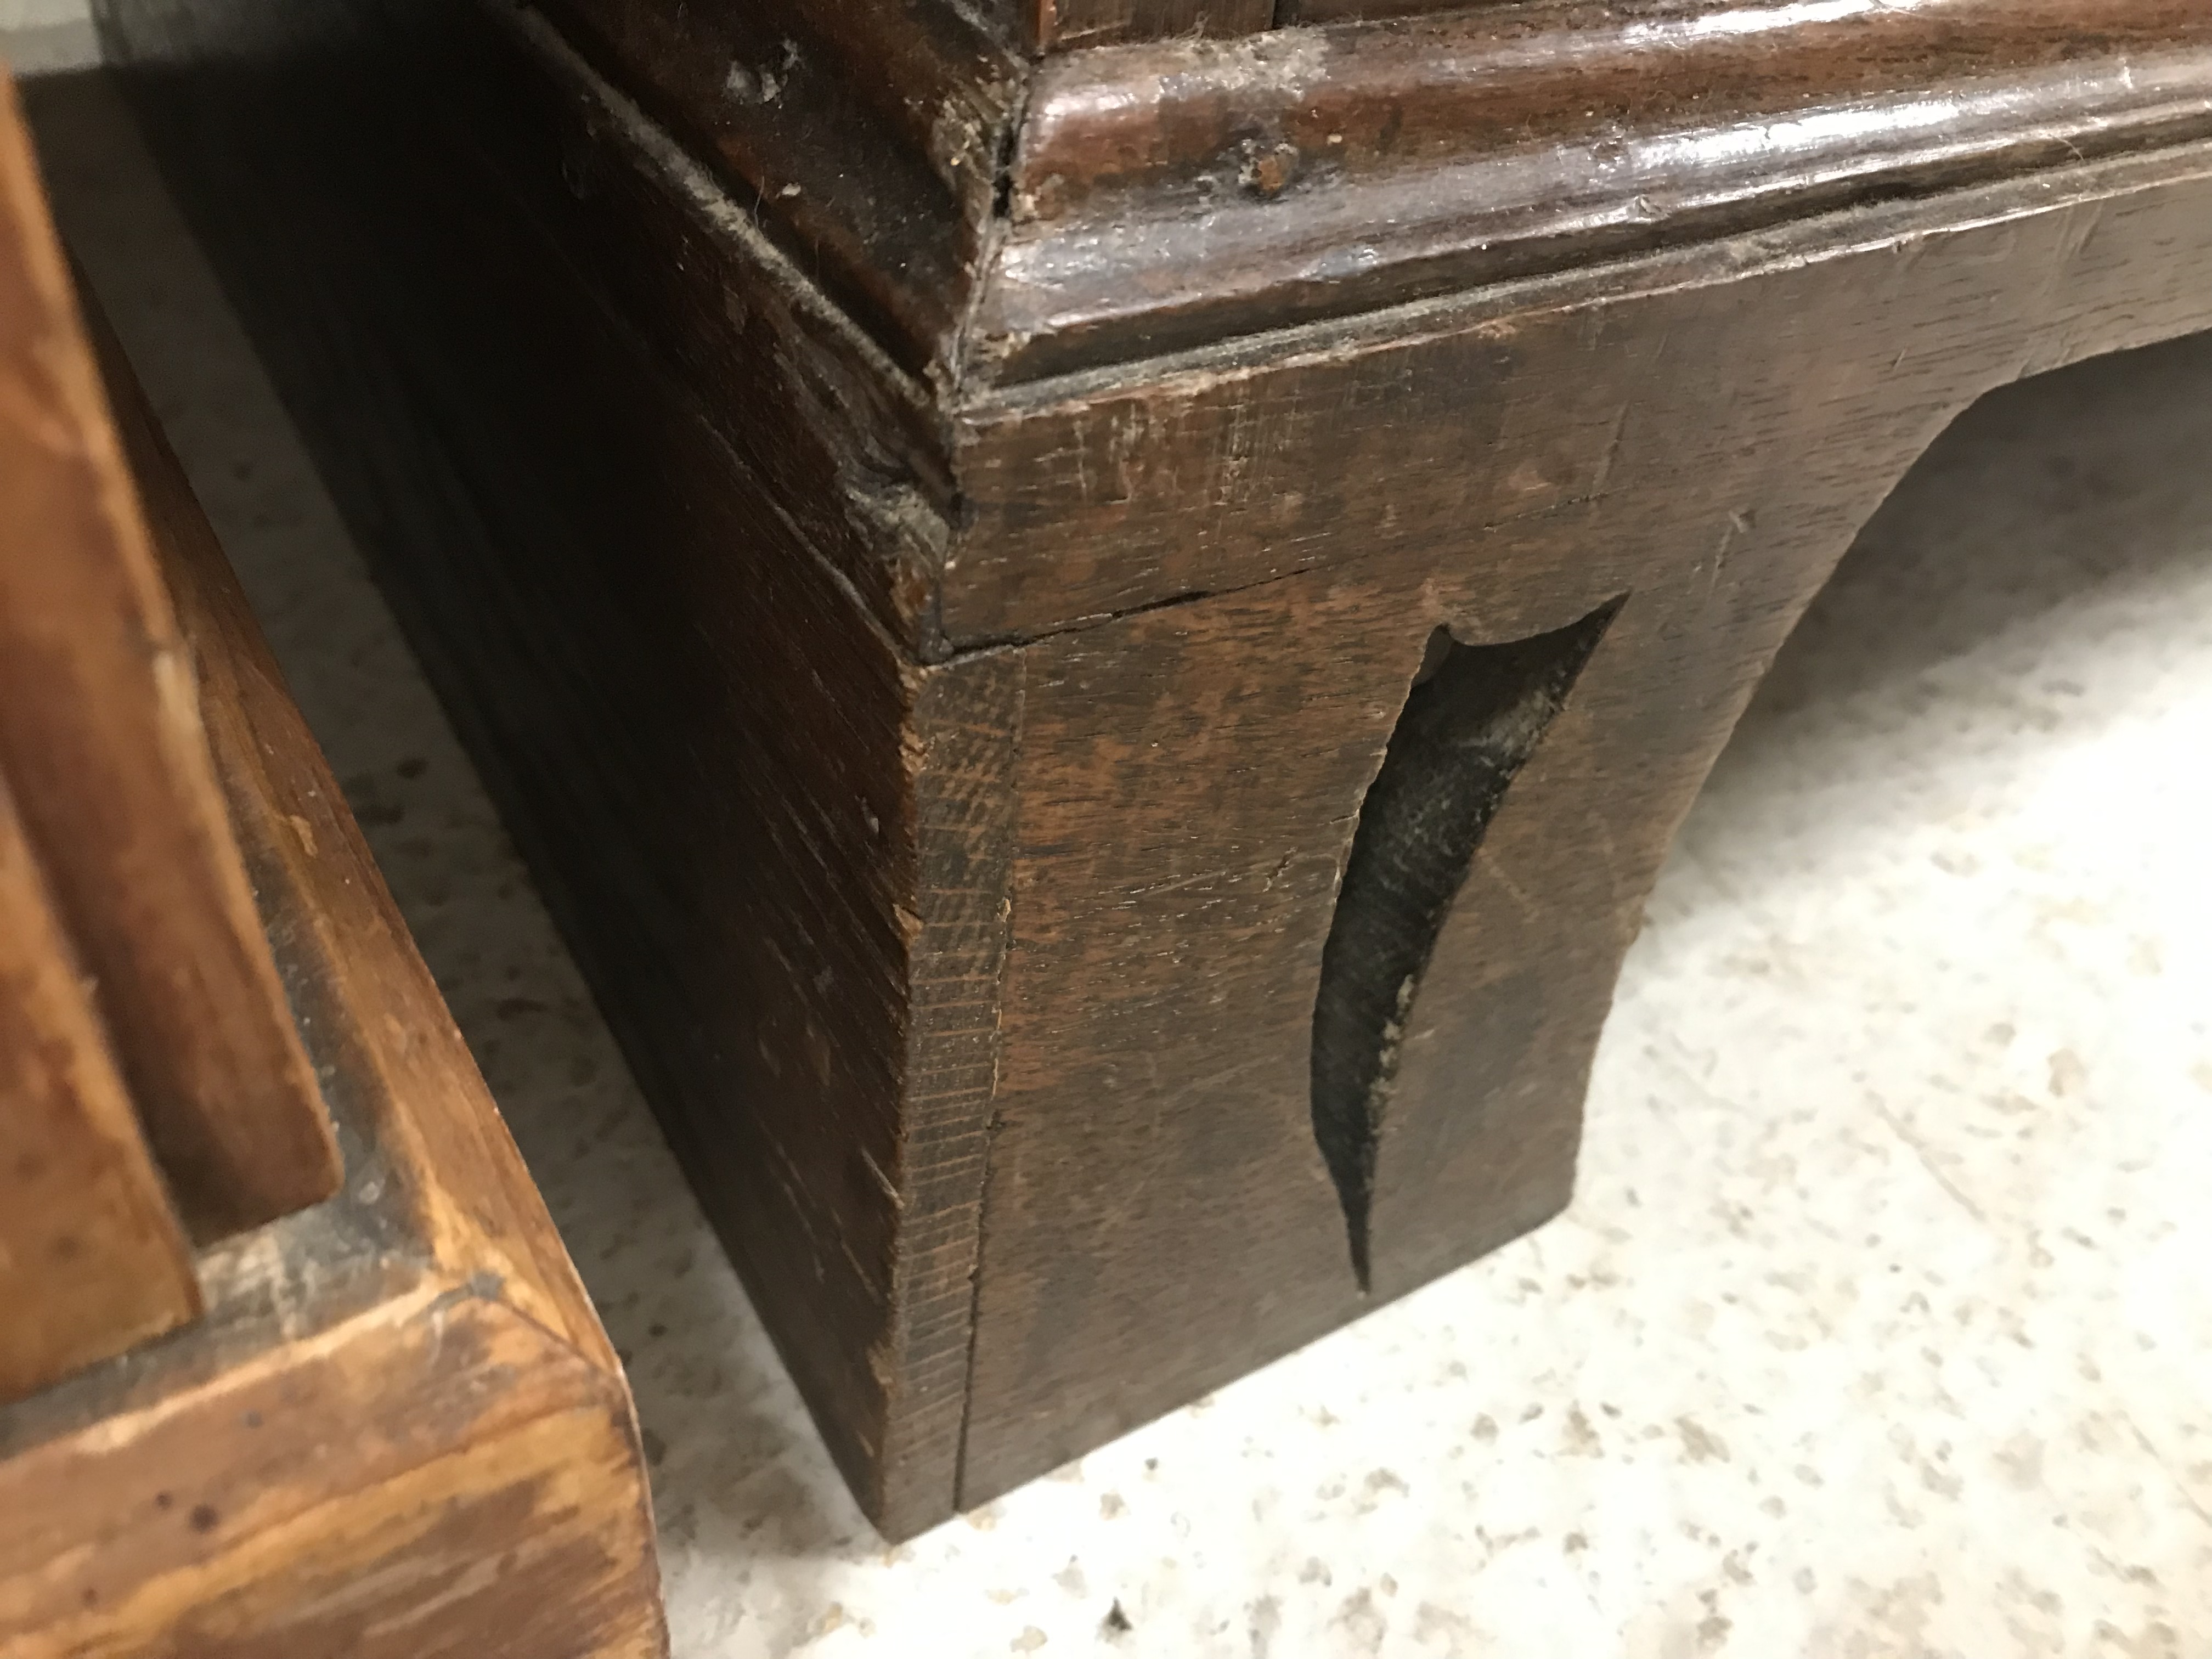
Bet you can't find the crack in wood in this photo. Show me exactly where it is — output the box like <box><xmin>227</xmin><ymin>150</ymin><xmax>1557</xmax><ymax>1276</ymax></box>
<box><xmin>1310</xmin><ymin>598</ymin><xmax>1621</xmax><ymax>1289</ymax></box>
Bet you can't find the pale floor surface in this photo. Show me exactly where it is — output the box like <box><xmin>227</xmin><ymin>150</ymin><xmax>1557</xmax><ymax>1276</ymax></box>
<box><xmin>20</xmin><ymin>60</ymin><xmax>2212</xmax><ymax>1659</ymax></box>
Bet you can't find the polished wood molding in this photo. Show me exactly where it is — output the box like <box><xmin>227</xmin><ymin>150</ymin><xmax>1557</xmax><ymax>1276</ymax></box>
<box><xmin>506</xmin><ymin>0</ymin><xmax>2212</xmax><ymax>382</ymax></box>
<box><xmin>994</xmin><ymin>0</ymin><xmax>2212</xmax><ymax>375</ymax></box>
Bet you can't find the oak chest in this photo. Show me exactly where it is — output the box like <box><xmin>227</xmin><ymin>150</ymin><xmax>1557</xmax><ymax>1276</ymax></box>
<box><xmin>95</xmin><ymin>0</ymin><xmax>2212</xmax><ymax>1536</ymax></box>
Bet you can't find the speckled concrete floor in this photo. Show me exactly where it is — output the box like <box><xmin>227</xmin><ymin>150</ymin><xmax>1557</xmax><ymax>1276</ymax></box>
<box><xmin>19</xmin><ymin>58</ymin><xmax>2212</xmax><ymax>1659</ymax></box>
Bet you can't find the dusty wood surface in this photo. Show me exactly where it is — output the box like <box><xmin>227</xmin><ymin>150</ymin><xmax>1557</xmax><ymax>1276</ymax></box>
<box><xmin>1030</xmin><ymin>0</ymin><xmax>1275</xmax><ymax>52</ymax></box>
<box><xmin>0</xmin><ymin>72</ymin><xmax>337</xmax><ymax>1242</ymax></box>
<box><xmin>1277</xmin><ymin>0</ymin><xmax>1470</xmax><ymax>16</ymax></box>
<box><xmin>0</xmin><ymin>233</ymin><xmax>665</xmax><ymax>1651</ymax></box>
<box><xmin>92</xmin><ymin>0</ymin><xmax>2212</xmax><ymax>1536</ymax></box>
<box><xmin>0</xmin><ymin>765</ymin><xmax>201</xmax><ymax>1406</ymax></box>
<box><xmin>450</xmin><ymin>1</ymin><xmax>955</xmax><ymax>656</ymax></box>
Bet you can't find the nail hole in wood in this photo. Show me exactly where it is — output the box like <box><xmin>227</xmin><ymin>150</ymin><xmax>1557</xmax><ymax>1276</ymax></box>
<box><xmin>1311</xmin><ymin>599</ymin><xmax>1623</xmax><ymax>1290</ymax></box>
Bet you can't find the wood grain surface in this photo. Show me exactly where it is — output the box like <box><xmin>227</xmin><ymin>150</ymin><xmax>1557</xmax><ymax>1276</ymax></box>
<box><xmin>0</xmin><ymin>72</ymin><xmax>337</xmax><ymax>1242</ymax></box>
<box><xmin>447</xmin><ymin>1</ymin><xmax>956</xmax><ymax>657</ymax></box>
<box><xmin>97</xmin><ymin>0</ymin><xmax>999</xmax><ymax>1531</ymax></box>
<box><xmin>955</xmin><ymin>150</ymin><xmax>2212</xmax><ymax>1498</ymax></box>
<box><xmin>91</xmin><ymin>0</ymin><xmax>2212</xmax><ymax>1536</ymax></box>
<box><xmin>0</xmin><ymin>1290</ymin><xmax>659</xmax><ymax>1659</ymax></box>
<box><xmin>0</xmin><ymin>249</ymin><xmax>664</xmax><ymax>1655</ymax></box>
<box><xmin>0</xmin><ymin>765</ymin><xmax>201</xmax><ymax>1406</ymax></box>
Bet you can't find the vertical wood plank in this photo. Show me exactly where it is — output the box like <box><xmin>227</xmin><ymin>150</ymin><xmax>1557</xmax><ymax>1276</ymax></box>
<box><xmin>0</xmin><ymin>766</ymin><xmax>201</xmax><ymax>1405</ymax></box>
<box><xmin>874</xmin><ymin>651</ymin><xmax>1022</xmax><ymax>1532</ymax></box>
<box><xmin>91</xmin><ymin>273</ymin><xmax>622</xmax><ymax>1368</ymax></box>
<box><xmin>0</xmin><ymin>72</ymin><xmax>339</xmax><ymax>1240</ymax></box>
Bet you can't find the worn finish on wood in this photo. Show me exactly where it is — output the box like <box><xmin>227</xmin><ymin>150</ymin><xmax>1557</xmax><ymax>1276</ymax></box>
<box><xmin>1277</xmin><ymin>0</ymin><xmax>1455</xmax><ymax>18</ymax></box>
<box><xmin>0</xmin><ymin>74</ymin><xmax>337</xmax><ymax>1242</ymax></box>
<box><xmin>1031</xmin><ymin>0</ymin><xmax>1275</xmax><ymax>52</ymax></box>
<box><xmin>87</xmin><ymin>0</ymin><xmax>1002</xmax><ymax>1531</ymax></box>
<box><xmin>0</xmin><ymin>1289</ymin><xmax>657</xmax><ymax>1659</ymax></box>
<box><xmin>94</xmin><ymin>0</ymin><xmax>2212</xmax><ymax>1537</ymax></box>
<box><xmin>0</xmin><ymin>768</ymin><xmax>201</xmax><ymax>1406</ymax></box>
<box><xmin>957</xmin><ymin>150</ymin><xmax>2212</xmax><ymax>1498</ymax></box>
<box><xmin>876</xmin><ymin>653</ymin><xmax>1024</xmax><ymax>1525</ymax></box>
<box><xmin>94</xmin><ymin>274</ymin><xmax>628</xmax><ymax>1376</ymax></box>
<box><xmin>447</xmin><ymin>0</ymin><xmax>2212</xmax><ymax>385</ymax></box>
<box><xmin>987</xmin><ymin>0</ymin><xmax>2212</xmax><ymax>378</ymax></box>
<box><xmin>450</xmin><ymin>0</ymin><xmax>955</xmax><ymax>656</ymax></box>
<box><xmin>532</xmin><ymin>0</ymin><xmax>1018</xmax><ymax>373</ymax></box>
<box><xmin>0</xmin><ymin>238</ymin><xmax>664</xmax><ymax>1652</ymax></box>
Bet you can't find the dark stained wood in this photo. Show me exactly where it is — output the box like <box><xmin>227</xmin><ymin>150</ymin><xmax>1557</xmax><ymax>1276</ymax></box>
<box><xmin>958</xmin><ymin>150</ymin><xmax>2212</xmax><ymax>1498</ymax></box>
<box><xmin>443</xmin><ymin>0</ymin><xmax>957</xmax><ymax>657</ymax></box>
<box><xmin>546</xmin><ymin>0</ymin><xmax>1015</xmax><ymax>196</ymax></box>
<box><xmin>1310</xmin><ymin>605</ymin><xmax>1619</xmax><ymax>1290</ymax></box>
<box><xmin>1019</xmin><ymin>0</ymin><xmax>2212</xmax><ymax>221</ymax></box>
<box><xmin>949</xmin><ymin>150</ymin><xmax>2212</xmax><ymax>645</ymax></box>
<box><xmin>93</xmin><ymin>0</ymin><xmax>2212</xmax><ymax>1538</ymax></box>
<box><xmin>0</xmin><ymin>766</ymin><xmax>201</xmax><ymax>1406</ymax></box>
<box><xmin>1031</xmin><ymin>0</ymin><xmax>1276</xmax><ymax>52</ymax></box>
<box><xmin>1280</xmin><ymin>0</ymin><xmax>1805</xmax><ymax>23</ymax></box>
<box><xmin>473</xmin><ymin>0</ymin><xmax>2212</xmax><ymax>387</ymax></box>
<box><xmin>92</xmin><ymin>0</ymin><xmax>1008</xmax><ymax>1534</ymax></box>
<box><xmin>527</xmin><ymin>0</ymin><xmax>1019</xmax><ymax>375</ymax></box>
<box><xmin>879</xmin><ymin>652</ymin><xmax>1023</xmax><ymax>1523</ymax></box>
<box><xmin>0</xmin><ymin>251</ymin><xmax>665</xmax><ymax>1655</ymax></box>
<box><xmin>0</xmin><ymin>73</ymin><xmax>338</xmax><ymax>1243</ymax></box>
<box><xmin>986</xmin><ymin>0</ymin><xmax>2212</xmax><ymax>379</ymax></box>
